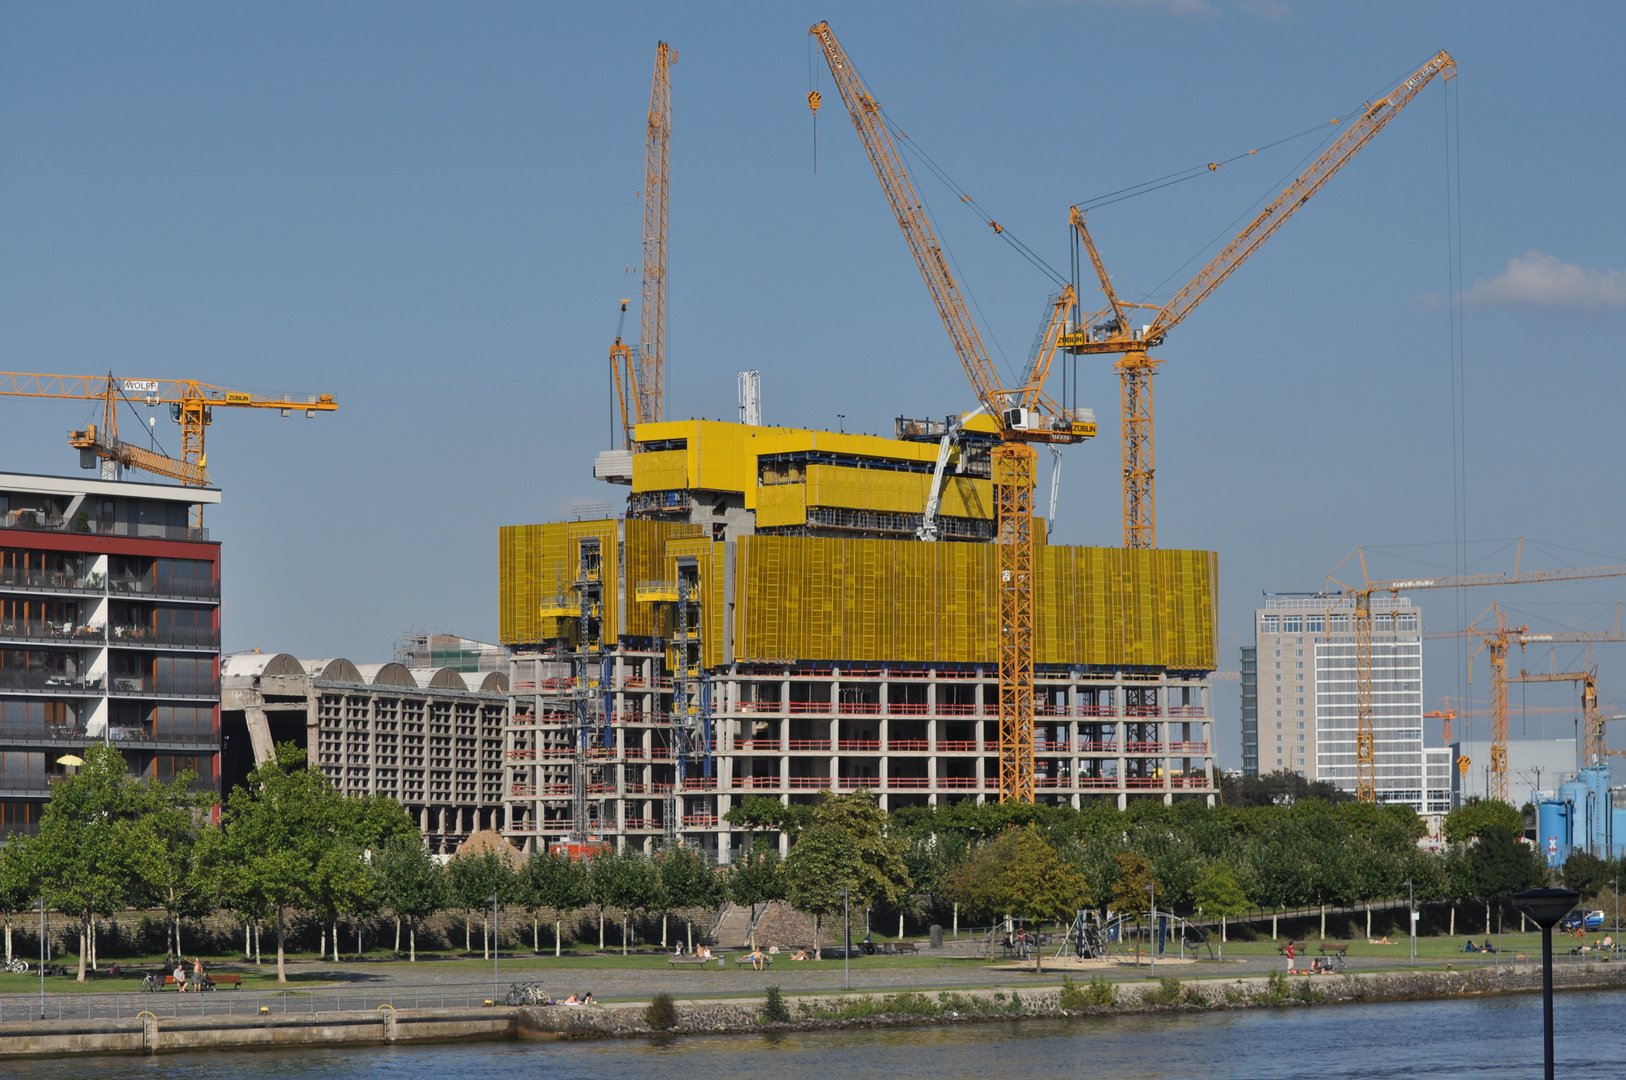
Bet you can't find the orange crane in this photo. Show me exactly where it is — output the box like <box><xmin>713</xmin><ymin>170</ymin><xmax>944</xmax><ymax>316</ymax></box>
<box><xmin>610</xmin><ymin>41</ymin><xmax>677</xmax><ymax>450</ymax></box>
<box><xmin>1329</xmin><ymin>545</ymin><xmax>1626</xmax><ymax>803</ymax></box>
<box><xmin>0</xmin><ymin>371</ymin><xmax>337</xmax><ymax>527</ymax></box>
<box><xmin>810</xmin><ymin>21</ymin><xmax>1094</xmax><ymax>803</ymax></box>
<box><xmin>1061</xmin><ymin>51</ymin><xmax>1456</xmax><ymax>548</ymax></box>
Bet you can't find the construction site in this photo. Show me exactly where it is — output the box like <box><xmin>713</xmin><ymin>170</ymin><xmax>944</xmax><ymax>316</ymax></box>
<box><xmin>492</xmin><ymin>28</ymin><xmax>1494</xmax><ymax>858</ymax></box>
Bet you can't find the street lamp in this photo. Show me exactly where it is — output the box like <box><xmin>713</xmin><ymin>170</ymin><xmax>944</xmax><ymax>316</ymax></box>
<box><xmin>1405</xmin><ymin>879</ymin><xmax>1415</xmax><ymax>967</ymax></box>
<box><xmin>487</xmin><ymin>893</ymin><xmax>500</xmax><ymax>1005</ymax></box>
<box><xmin>1512</xmin><ymin>887</ymin><xmax>1581</xmax><ymax>1080</ymax></box>
<box><xmin>841</xmin><ymin>888</ymin><xmax>851</xmax><ymax>991</ymax></box>
<box><xmin>1146</xmin><ymin>883</ymin><xmax>1156</xmax><ymax>977</ymax></box>
<box><xmin>1611</xmin><ymin>877</ymin><xmax>1619</xmax><ymax>939</ymax></box>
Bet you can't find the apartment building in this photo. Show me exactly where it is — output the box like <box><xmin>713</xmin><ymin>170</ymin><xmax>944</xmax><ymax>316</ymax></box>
<box><xmin>501</xmin><ymin>418</ymin><xmax>1220</xmax><ymax>858</ymax></box>
<box><xmin>0</xmin><ymin>471</ymin><xmax>221</xmax><ymax>838</ymax></box>
<box><xmin>1255</xmin><ymin>594</ymin><xmax>1450</xmax><ymax>814</ymax></box>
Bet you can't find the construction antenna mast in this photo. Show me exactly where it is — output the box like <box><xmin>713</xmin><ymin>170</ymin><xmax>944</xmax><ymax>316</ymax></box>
<box><xmin>1063</xmin><ymin>51</ymin><xmax>1455</xmax><ymax>548</ymax></box>
<box><xmin>811</xmin><ymin>21</ymin><xmax>1093</xmax><ymax>804</ymax></box>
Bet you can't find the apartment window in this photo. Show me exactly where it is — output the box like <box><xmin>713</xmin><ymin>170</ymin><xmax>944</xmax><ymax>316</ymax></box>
<box><xmin>1295</xmin><ymin>661</ymin><xmax>1304</xmax><ymax>669</ymax></box>
<box><xmin>1275</xmin><ymin>662</ymin><xmax>1282</xmax><ymax>669</ymax></box>
<box><xmin>1297</xmin><ymin>734</ymin><xmax>1305</xmax><ymax>742</ymax></box>
<box><xmin>1284</xmin><ymin>617</ymin><xmax>1302</xmax><ymax>633</ymax></box>
<box><xmin>1276</xmin><ymin>722</ymin><xmax>1283</xmax><ymax>729</ymax></box>
<box><xmin>1275</xmin><ymin>711</ymin><xmax>1282</xmax><ymax>718</ymax></box>
<box><xmin>1296</xmin><ymin>710</ymin><xmax>1305</xmax><ymax>717</ymax></box>
<box><xmin>1295</xmin><ymin>649</ymin><xmax>1304</xmax><ymax>657</ymax></box>
<box><xmin>1295</xmin><ymin>637</ymin><xmax>1304</xmax><ymax>645</ymax></box>
<box><xmin>1276</xmin><ymin>735</ymin><xmax>1283</xmax><ymax>742</ymax></box>
<box><xmin>1295</xmin><ymin>698</ymin><xmax>1304</xmax><ymax>706</ymax></box>
<box><xmin>1296</xmin><ymin>722</ymin><xmax>1305</xmax><ymax>730</ymax></box>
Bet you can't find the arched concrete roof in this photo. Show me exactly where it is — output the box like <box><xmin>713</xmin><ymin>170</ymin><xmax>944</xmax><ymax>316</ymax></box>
<box><xmin>462</xmin><ymin>671</ymin><xmax>509</xmax><ymax>694</ymax></box>
<box><xmin>408</xmin><ymin>666</ymin><xmax>468</xmax><ymax>690</ymax></box>
<box><xmin>303</xmin><ymin>657</ymin><xmax>365</xmax><ymax>684</ymax></box>
<box><xmin>356</xmin><ymin>662</ymin><xmax>417</xmax><ymax>688</ymax></box>
<box><xmin>222</xmin><ymin>652</ymin><xmax>305</xmax><ymax>679</ymax></box>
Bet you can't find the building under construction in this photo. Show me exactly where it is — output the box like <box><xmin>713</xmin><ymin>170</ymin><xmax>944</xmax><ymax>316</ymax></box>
<box><xmin>499</xmin><ymin>418</ymin><xmax>1218</xmax><ymax>857</ymax></box>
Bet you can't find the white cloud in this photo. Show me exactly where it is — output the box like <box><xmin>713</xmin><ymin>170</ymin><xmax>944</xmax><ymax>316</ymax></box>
<box><xmin>1461</xmin><ymin>251</ymin><xmax>1626</xmax><ymax>308</ymax></box>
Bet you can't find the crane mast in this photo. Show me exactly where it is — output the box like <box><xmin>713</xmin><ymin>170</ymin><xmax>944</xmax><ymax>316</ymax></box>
<box><xmin>609</xmin><ymin>42</ymin><xmax>676</xmax><ymax>450</ymax></box>
<box><xmin>811</xmin><ymin>21</ymin><xmax>1090</xmax><ymax>804</ymax></box>
<box><xmin>1064</xmin><ymin>50</ymin><xmax>1456</xmax><ymax>548</ymax></box>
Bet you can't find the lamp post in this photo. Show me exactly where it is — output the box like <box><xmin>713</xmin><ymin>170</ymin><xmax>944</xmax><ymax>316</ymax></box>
<box><xmin>38</xmin><ymin>895</ymin><xmax>45</xmax><ymax>1020</ymax></box>
<box><xmin>1406</xmin><ymin>879</ymin><xmax>1415</xmax><ymax>967</ymax></box>
<box><xmin>841</xmin><ymin>888</ymin><xmax>851</xmax><ymax>991</ymax></box>
<box><xmin>1146</xmin><ymin>883</ymin><xmax>1156</xmax><ymax>977</ymax></box>
<box><xmin>1513</xmin><ymin>887</ymin><xmax>1581</xmax><ymax>1080</ymax></box>
<box><xmin>487</xmin><ymin>893</ymin><xmax>500</xmax><ymax>1005</ymax></box>
<box><xmin>1611</xmin><ymin>877</ymin><xmax>1619</xmax><ymax>939</ymax></box>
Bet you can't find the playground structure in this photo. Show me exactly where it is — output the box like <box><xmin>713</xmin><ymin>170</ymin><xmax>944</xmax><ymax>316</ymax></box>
<box><xmin>1058</xmin><ymin>909</ymin><xmax>1217</xmax><ymax>964</ymax></box>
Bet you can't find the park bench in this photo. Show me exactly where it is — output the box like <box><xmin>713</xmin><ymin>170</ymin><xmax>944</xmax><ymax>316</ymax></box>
<box><xmin>203</xmin><ymin>973</ymin><xmax>242</xmax><ymax>989</ymax></box>
<box><xmin>1276</xmin><ymin>940</ymin><xmax>1307</xmax><ymax>957</ymax></box>
<box><xmin>667</xmin><ymin>956</ymin><xmax>710</xmax><ymax>970</ymax></box>
<box><xmin>890</xmin><ymin>942</ymin><xmax>919</xmax><ymax>956</ymax></box>
<box><xmin>735</xmin><ymin>954</ymin><xmax>773</xmax><ymax>969</ymax></box>
<box><xmin>1318</xmin><ymin>943</ymin><xmax>1349</xmax><ymax>957</ymax></box>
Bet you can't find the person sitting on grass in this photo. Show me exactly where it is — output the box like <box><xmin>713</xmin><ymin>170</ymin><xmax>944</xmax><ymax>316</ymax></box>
<box><xmin>792</xmin><ymin>949</ymin><xmax>809</xmax><ymax>961</ymax></box>
<box><xmin>582</xmin><ymin>992</ymin><xmax>595</xmax><ymax>1005</ymax></box>
<box><xmin>672</xmin><ymin>942</ymin><xmax>684</xmax><ymax>957</ymax></box>
<box><xmin>1464</xmin><ymin>939</ymin><xmax>1479</xmax><ymax>952</ymax></box>
<box><xmin>562</xmin><ymin>993</ymin><xmax>581</xmax><ymax>1006</ymax></box>
<box><xmin>1482</xmin><ymin>939</ymin><xmax>1496</xmax><ymax>954</ymax></box>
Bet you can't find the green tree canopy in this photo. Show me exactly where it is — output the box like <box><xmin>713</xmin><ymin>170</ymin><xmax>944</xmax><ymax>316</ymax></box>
<box><xmin>945</xmin><ymin>825</ymin><xmax>1089</xmax><ymax>971</ymax></box>
<box><xmin>1444</xmin><ymin>800</ymin><xmax>1524</xmax><ymax>844</ymax></box>
<box><xmin>809</xmin><ymin>792</ymin><xmax>911</xmax><ymax>910</ymax></box>
<box><xmin>521</xmin><ymin>847</ymin><xmax>588</xmax><ymax>956</ymax></box>
<box><xmin>782</xmin><ymin>824</ymin><xmax>862</xmax><ymax>960</ymax></box>
<box><xmin>371</xmin><ymin>837</ymin><xmax>445</xmax><ymax>961</ymax></box>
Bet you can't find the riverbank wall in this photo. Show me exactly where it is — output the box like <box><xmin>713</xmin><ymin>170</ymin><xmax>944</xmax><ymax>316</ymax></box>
<box><xmin>3</xmin><ymin>963</ymin><xmax>1623</xmax><ymax>1058</ymax></box>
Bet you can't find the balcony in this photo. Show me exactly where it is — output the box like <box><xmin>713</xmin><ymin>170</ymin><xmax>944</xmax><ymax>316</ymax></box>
<box><xmin>733</xmin><ymin>775</ymin><xmax>783</xmax><ymax>790</ymax></box>
<box><xmin>835</xmin><ymin>701</ymin><xmax>881</xmax><ymax>715</ymax></box>
<box><xmin>786</xmin><ymin>739</ymin><xmax>831</xmax><ymax>752</ymax></box>
<box><xmin>934</xmin><ymin>740</ymin><xmax>981</xmax><ymax>752</ymax></box>
<box><xmin>109</xmin><ymin>624</ymin><xmax>220</xmax><ymax>650</ymax></box>
<box><xmin>786</xmin><ymin>776</ymin><xmax>830</xmax><ymax>789</ymax></box>
<box><xmin>935</xmin><ymin>777</ymin><xmax>984</xmax><ymax>789</ymax></box>
<box><xmin>732</xmin><ymin>738</ymin><xmax>780</xmax><ymax>752</ymax></box>
<box><xmin>1168</xmin><ymin>706</ymin><xmax>1205</xmax><ymax>718</ymax></box>
<box><xmin>1125</xmin><ymin>705</ymin><xmax>1161</xmax><ymax>718</ymax></box>
<box><xmin>836</xmin><ymin>776</ymin><xmax>879</xmax><ymax>789</ymax></box>
<box><xmin>109</xmin><ymin>575</ymin><xmax>219</xmax><ymax>600</ymax></box>
<box><xmin>109</xmin><ymin>675</ymin><xmax>220</xmax><ymax>699</ymax></box>
<box><xmin>886</xmin><ymin>702</ymin><xmax>928</xmax><ymax>715</ymax></box>
<box><xmin>0</xmin><ymin>568</ymin><xmax>103</xmax><ymax>595</ymax></box>
<box><xmin>885</xmin><ymin>777</ymin><xmax>930</xmax><ymax>789</ymax></box>
<box><xmin>1125</xmin><ymin>741</ymin><xmax>1165</xmax><ymax>754</ymax></box>
<box><xmin>1077</xmin><ymin>741</ymin><xmax>1116</xmax><ymax>754</ymax></box>
<box><xmin>837</xmin><ymin>739</ymin><xmax>880</xmax><ymax>752</ymax></box>
<box><xmin>1168</xmin><ymin>741</ymin><xmax>1210</xmax><ymax>754</ymax></box>
<box><xmin>680</xmin><ymin>814</ymin><xmax>718</xmax><ymax>828</ymax></box>
<box><xmin>623</xmin><ymin>816</ymin><xmax>661</xmax><ymax>830</ymax></box>
<box><xmin>886</xmin><ymin>739</ymin><xmax>929</xmax><ymax>752</ymax></box>
<box><xmin>0</xmin><ymin>670</ymin><xmax>104</xmax><ymax>694</ymax></box>
<box><xmin>1074</xmin><ymin>704</ymin><xmax>1116</xmax><ymax>717</ymax></box>
<box><xmin>787</xmin><ymin>701</ymin><xmax>829</xmax><ymax>714</ymax></box>
<box><xmin>3</xmin><ymin>514</ymin><xmax>208</xmax><ymax>543</ymax></box>
<box><xmin>0</xmin><ymin>619</ymin><xmax>105</xmax><ymax>646</ymax></box>
<box><xmin>934</xmin><ymin>703</ymin><xmax>977</xmax><ymax>715</ymax></box>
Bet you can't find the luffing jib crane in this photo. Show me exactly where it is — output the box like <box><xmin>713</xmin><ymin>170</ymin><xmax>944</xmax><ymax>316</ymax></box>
<box><xmin>610</xmin><ymin>41</ymin><xmax>677</xmax><ymax>450</ymax></box>
<box><xmin>1063</xmin><ymin>51</ymin><xmax>1456</xmax><ymax>549</ymax></box>
<box><xmin>0</xmin><ymin>372</ymin><xmax>337</xmax><ymax>527</ymax></box>
<box><xmin>811</xmin><ymin>21</ymin><xmax>1094</xmax><ymax>804</ymax></box>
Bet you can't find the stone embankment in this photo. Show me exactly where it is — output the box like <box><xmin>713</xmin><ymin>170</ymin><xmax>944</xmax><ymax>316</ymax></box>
<box><xmin>3</xmin><ymin>964</ymin><xmax>1623</xmax><ymax>1057</ymax></box>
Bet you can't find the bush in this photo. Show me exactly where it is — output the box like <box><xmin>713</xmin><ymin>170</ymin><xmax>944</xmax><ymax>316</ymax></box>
<box><xmin>1263</xmin><ymin>969</ymin><xmax>1289</xmax><ymax>1003</ymax></box>
<box><xmin>645</xmin><ymin>992</ymin><xmax>677</xmax><ymax>1030</ymax></box>
<box><xmin>761</xmin><ymin>985</ymin><xmax>791</xmax><ymax>1024</ymax></box>
<box><xmin>1145</xmin><ymin>977</ymin><xmax>1183</xmax><ymax>1006</ymax></box>
<box><xmin>1085</xmin><ymin>974</ymin><xmax>1118</xmax><ymax>1007</ymax></box>
<box><xmin>1058</xmin><ymin>975</ymin><xmax>1087</xmax><ymax>1010</ymax></box>
<box><xmin>1007</xmin><ymin>991</ymin><xmax>1023</xmax><ymax>1012</ymax></box>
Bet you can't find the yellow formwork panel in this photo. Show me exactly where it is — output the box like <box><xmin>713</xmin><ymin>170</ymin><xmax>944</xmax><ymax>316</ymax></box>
<box><xmin>800</xmin><ymin>465</ymin><xmax>993</xmax><ymax>520</ymax></box>
<box><xmin>623</xmin><ymin>519</ymin><xmax>705</xmax><ymax>638</ymax></box>
<box><xmin>630</xmin><ymin>450</ymin><xmax>688</xmax><ymax>493</ymax></box>
<box><xmin>733</xmin><ymin>535</ymin><xmax>1214</xmax><ymax>670</ymax></box>
<box><xmin>754</xmin><ymin>482</ymin><xmax>807</xmax><ymax>528</ymax></box>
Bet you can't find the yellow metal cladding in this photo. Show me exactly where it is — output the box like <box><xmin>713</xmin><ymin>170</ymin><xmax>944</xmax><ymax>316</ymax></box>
<box><xmin>733</xmin><ymin>535</ymin><xmax>1214</xmax><ymax>669</ymax></box>
<box><xmin>755</xmin><ymin>482</ymin><xmax>807</xmax><ymax>528</ymax></box>
<box><xmin>630</xmin><ymin>450</ymin><xmax>688</xmax><ymax>493</ymax></box>
<box><xmin>800</xmin><ymin>464</ymin><xmax>992</xmax><ymax>519</ymax></box>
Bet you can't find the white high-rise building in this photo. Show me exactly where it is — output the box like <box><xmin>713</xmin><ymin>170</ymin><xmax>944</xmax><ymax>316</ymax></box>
<box><xmin>1255</xmin><ymin>595</ymin><xmax>1450</xmax><ymax>815</ymax></box>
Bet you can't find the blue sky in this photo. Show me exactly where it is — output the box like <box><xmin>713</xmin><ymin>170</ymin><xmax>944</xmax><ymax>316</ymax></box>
<box><xmin>2</xmin><ymin>2</ymin><xmax>1623</xmax><ymax>770</ymax></box>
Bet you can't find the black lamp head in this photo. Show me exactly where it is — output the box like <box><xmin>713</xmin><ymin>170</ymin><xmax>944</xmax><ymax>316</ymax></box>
<box><xmin>1511</xmin><ymin>888</ymin><xmax>1581</xmax><ymax>930</ymax></box>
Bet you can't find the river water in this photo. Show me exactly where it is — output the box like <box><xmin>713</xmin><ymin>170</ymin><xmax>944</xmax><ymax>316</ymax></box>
<box><xmin>8</xmin><ymin>989</ymin><xmax>1624</xmax><ymax>1079</ymax></box>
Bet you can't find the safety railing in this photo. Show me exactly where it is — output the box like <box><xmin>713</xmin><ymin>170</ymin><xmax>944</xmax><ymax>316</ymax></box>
<box><xmin>934</xmin><ymin>740</ymin><xmax>981</xmax><ymax>752</ymax></box>
<box><xmin>786</xmin><ymin>739</ymin><xmax>831</xmax><ymax>751</ymax></box>
<box><xmin>837</xmin><ymin>739</ymin><xmax>880</xmax><ymax>751</ymax></box>
<box><xmin>887</xmin><ymin>739</ymin><xmax>929</xmax><ymax>752</ymax></box>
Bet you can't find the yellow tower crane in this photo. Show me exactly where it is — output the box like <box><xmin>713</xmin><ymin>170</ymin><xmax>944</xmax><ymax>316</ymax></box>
<box><xmin>610</xmin><ymin>41</ymin><xmax>677</xmax><ymax>450</ymax></box>
<box><xmin>810</xmin><ymin>21</ymin><xmax>1094</xmax><ymax>803</ymax></box>
<box><xmin>0</xmin><ymin>371</ymin><xmax>337</xmax><ymax>527</ymax></box>
<box><xmin>1061</xmin><ymin>51</ymin><xmax>1455</xmax><ymax>548</ymax></box>
<box><xmin>1330</xmin><ymin>545</ymin><xmax>1626</xmax><ymax>803</ymax></box>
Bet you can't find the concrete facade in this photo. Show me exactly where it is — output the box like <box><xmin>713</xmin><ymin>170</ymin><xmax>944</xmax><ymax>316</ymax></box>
<box><xmin>221</xmin><ymin>653</ymin><xmax>509</xmax><ymax>852</ymax></box>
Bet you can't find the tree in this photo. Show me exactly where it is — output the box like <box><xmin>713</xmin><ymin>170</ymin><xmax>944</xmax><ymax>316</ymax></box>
<box><xmin>1562</xmin><ymin>852</ymin><xmax>1610</xmax><ymax>900</ymax></box>
<box><xmin>1191</xmin><ymin>863</ymin><xmax>1250</xmax><ymax>952</ymax></box>
<box><xmin>372</xmin><ymin>837</ymin><xmax>446</xmax><ymax>961</ymax></box>
<box><xmin>1467</xmin><ymin>824</ymin><xmax>1548</xmax><ymax>933</ymax></box>
<box><xmin>595</xmin><ymin>849</ymin><xmax>659</xmax><ymax>955</ymax></box>
<box><xmin>656</xmin><ymin>844</ymin><xmax>723</xmax><ymax>951</ymax></box>
<box><xmin>727</xmin><ymin>840</ymin><xmax>786</xmax><ymax>945</ymax></box>
<box><xmin>782</xmin><ymin>825</ymin><xmax>862</xmax><ymax>960</ymax></box>
<box><xmin>135</xmin><ymin>770</ymin><xmax>217</xmax><ymax>961</ymax></box>
<box><xmin>809</xmin><ymin>792</ymin><xmax>911</xmax><ymax>913</ymax></box>
<box><xmin>1222</xmin><ymin>769</ymin><xmax>1353</xmax><ymax>808</ymax></box>
<box><xmin>446</xmin><ymin>850</ymin><xmax>518</xmax><ymax>959</ymax></box>
<box><xmin>27</xmin><ymin>744</ymin><xmax>158</xmax><ymax>981</ymax></box>
<box><xmin>0</xmin><ymin>841</ymin><xmax>31</xmax><ymax>966</ymax></box>
<box><xmin>218</xmin><ymin>743</ymin><xmax>356</xmax><ymax>982</ymax></box>
<box><xmin>724</xmin><ymin>796</ymin><xmax>815</xmax><ymax>838</ymax></box>
<box><xmin>1108</xmin><ymin>852</ymin><xmax>1157</xmax><ymax>924</ymax></box>
<box><xmin>945</xmin><ymin>825</ymin><xmax>1090</xmax><ymax>971</ymax></box>
<box><xmin>521</xmin><ymin>847</ymin><xmax>588</xmax><ymax>956</ymax></box>
<box><xmin>1443</xmin><ymin>800</ymin><xmax>1524</xmax><ymax>844</ymax></box>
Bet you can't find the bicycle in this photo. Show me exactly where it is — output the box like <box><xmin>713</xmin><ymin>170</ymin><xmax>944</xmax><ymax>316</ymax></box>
<box><xmin>505</xmin><ymin>981</ymin><xmax>552</xmax><ymax>1006</ymax></box>
<box><xmin>2</xmin><ymin>959</ymin><xmax>27</xmax><ymax>975</ymax></box>
<box><xmin>140</xmin><ymin>973</ymin><xmax>162</xmax><ymax>993</ymax></box>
